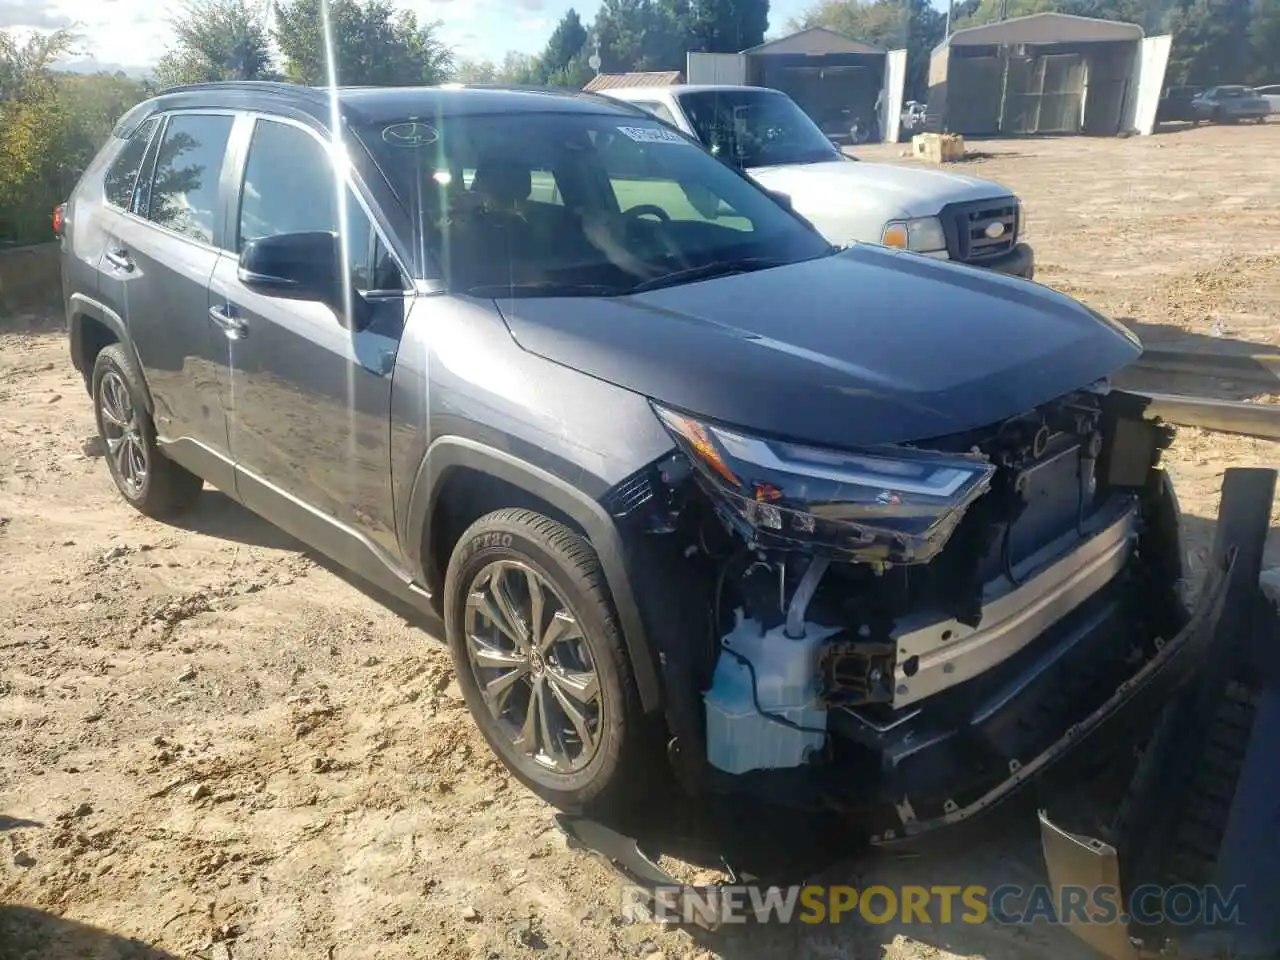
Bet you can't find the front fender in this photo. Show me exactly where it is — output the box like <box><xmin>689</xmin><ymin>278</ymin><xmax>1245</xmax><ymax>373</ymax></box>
<box><xmin>405</xmin><ymin>435</ymin><xmax>664</xmax><ymax>713</ymax></box>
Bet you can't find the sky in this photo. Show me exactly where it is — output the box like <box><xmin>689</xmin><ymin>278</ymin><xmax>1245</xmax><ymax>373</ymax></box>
<box><xmin>0</xmin><ymin>0</ymin><xmax>818</xmax><ymax>75</ymax></box>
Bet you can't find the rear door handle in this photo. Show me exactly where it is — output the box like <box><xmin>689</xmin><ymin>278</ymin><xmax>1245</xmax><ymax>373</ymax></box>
<box><xmin>209</xmin><ymin>304</ymin><xmax>249</xmax><ymax>340</ymax></box>
<box><xmin>104</xmin><ymin>248</ymin><xmax>134</xmax><ymax>272</ymax></box>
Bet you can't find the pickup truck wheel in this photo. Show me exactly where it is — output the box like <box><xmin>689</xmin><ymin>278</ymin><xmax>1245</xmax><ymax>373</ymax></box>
<box><xmin>91</xmin><ymin>344</ymin><xmax>203</xmax><ymax>518</ymax></box>
<box><xmin>443</xmin><ymin>509</ymin><xmax>649</xmax><ymax>813</ymax></box>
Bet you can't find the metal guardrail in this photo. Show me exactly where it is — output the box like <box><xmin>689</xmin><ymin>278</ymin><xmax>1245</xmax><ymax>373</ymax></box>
<box><xmin>1132</xmin><ymin>346</ymin><xmax>1280</xmax><ymax>387</ymax></box>
<box><xmin>1142</xmin><ymin>392</ymin><xmax>1280</xmax><ymax>441</ymax></box>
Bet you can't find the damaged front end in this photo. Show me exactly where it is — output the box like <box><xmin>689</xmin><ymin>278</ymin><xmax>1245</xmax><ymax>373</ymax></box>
<box><xmin>610</xmin><ymin>383</ymin><xmax>1194</xmax><ymax>835</ymax></box>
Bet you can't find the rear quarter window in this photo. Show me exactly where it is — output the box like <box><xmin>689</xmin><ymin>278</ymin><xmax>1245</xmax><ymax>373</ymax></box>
<box><xmin>103</xmin><ymin>117</ymin><xmax>161</xmax><ymax>210</ymax></box>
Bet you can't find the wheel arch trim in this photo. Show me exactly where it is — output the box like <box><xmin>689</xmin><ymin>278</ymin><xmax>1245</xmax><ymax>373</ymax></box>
<box><xmin>68</xmin><ymin>293</ymin><xmax>154</xmax><ymax>413</ymax></box>
<box><xmin>406</xmin><ymin>436</ymin><xmax>663</xmax><ymax>713</ymax></box>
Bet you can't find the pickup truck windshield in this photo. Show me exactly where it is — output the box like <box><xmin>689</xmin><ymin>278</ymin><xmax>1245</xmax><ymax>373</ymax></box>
<box><xmin>676</xmin><ymin>89</ymin><xmax>844</xmax><ymax>169</ymax></box>
<box><xmin>357</xmin><ymin>112</ymin><xmax>833</xmax><ymax>296</ymax></box>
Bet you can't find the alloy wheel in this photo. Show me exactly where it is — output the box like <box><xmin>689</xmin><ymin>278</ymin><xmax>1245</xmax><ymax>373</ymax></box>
<box><xmin>463</xmin><ymin>560</ymin><xmax>603</xmax><ymax>773</ymax></box>
<box><xmin>98</xmin><ymin>370</ymin><xmax>148</xmax><ymax>498</ymax></box>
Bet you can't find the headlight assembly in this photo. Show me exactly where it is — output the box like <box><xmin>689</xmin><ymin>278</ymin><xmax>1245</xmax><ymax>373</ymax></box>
<box><xmin>881</xmin><ymin>216</ymin><xmax>948</xmax><ymax>254</ymax></box>
<box><xmin>652</xmin><ymin>403</ymin><xmax>995</xmax><ymax>564</ymax></box>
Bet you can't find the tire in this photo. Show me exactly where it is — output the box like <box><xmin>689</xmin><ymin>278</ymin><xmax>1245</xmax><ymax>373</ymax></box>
<box><xmin>91</xmin><ymin>344</ymin><xmax>203</xmax><ymax>518</ymax></box>
<box><xmin>443</xmin><ymin>508</ymin><xmax>650</xmax><ymax>813</ymax></box>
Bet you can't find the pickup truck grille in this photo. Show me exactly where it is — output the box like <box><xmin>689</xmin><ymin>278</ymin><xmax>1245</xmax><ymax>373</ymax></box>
<box><xmin>942</xmin><ymin>198</ymin><xmax>1018</xmax><ymax>264</ymax></box>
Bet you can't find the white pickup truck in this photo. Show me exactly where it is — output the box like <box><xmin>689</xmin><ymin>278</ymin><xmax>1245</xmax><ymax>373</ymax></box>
<box><xmin>598</xmin><ymin>84</ymin><xmax>1035</xmax><ymax>280</ymax></box>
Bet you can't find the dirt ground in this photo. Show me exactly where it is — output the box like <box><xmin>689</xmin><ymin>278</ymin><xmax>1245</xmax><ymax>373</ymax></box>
<box><xmin>2</xmin><ymin>123</ymin><xmax>1278</xmax><ymax>960</ymax></box>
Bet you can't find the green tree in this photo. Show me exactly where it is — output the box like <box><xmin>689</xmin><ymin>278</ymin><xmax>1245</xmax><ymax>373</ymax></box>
<box><xmin>495</xmin><ymin>51</ymin><xmax>543</xmax><ymax>83</ymax></box>
<box><xmin>274</xmin><ymin>0</ymin><xmax>455</xmax><ymax>86</ymax></box>
<box><xmin>1166</xmin><ymin>0</ymin><xmax>1252</xmax><ymax>86</ymax></box>
<box><xmin>454</xmin><ymin>58</ymin><xmax>498</xmax><ymax>83</ymax></box>
<box><xmin>1250</xmin><ymin>0</ymin><xmax>1280</xmax><ymax>83</ymax></box>
<box><xmin>153</xmin><ymin>0</ymin><xmax>276</xmax><ymax>88</ymax></box>
<box><xmin>543</xmin><ymin>9</ymin><xmax>590</xmax><ymax>76</ymax></box>
<box><xmin>595</xmin><ymin>0</ymin><xmax>691</xmax><ymax>70</ymax></box>
<box><xmin>688</xmin><ymin>0</ymin><xmax>769</xmax><ymax>52</ymax></box>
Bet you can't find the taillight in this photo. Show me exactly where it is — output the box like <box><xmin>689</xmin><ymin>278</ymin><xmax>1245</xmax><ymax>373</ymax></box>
<box><xmin>52</xmin><ymin>203</ymin><xmax>66</xmax><ymax>236</ymax></box>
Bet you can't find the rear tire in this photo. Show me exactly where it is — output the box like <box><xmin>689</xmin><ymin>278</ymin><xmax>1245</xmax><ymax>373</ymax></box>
<box><xmin>91</xmin><ymin>344</ymin><xmax>203</xmax><ymax>518</ymax></box>
<box><xmin>443</xmin><ymin>509</ymin><xmax>651</xmax><ymax>813</ymax></box>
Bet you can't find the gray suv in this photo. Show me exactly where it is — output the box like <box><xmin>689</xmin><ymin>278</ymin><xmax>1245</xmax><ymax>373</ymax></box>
<box><xmin>59</xmin><ymin>82</ymin><xmax>1202</xmax><ymax>839</ymax></box>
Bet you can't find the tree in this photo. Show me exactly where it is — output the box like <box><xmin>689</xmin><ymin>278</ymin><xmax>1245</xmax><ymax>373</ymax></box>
<box><xmin>495</xmin><ymin>51</ymin><xmax>543</xmax><ymax>83</ymax></box>
<box><xmin>152</xmin><ymin>0</ymin><xmax>275</xmax><ymax>89</ymax></box>
<box><xmin>1166</xmin><ymin>0</ymin><xmax>1252</xmax><ymax>86</ymax></box>
<box><xmin>543</xmin><ymin>9</ymin><xmax>590</xmax><ymax>77</ymax></box>
<box><xmin>1251</xmin><ymin>0</ymin><xmax>1280</xmax><ymax>83</ymax></box>
<box><xmin>454</xmin><ymin>58</ymin><xmax>498</xmax><ymax>83</ymax></box>
<box><xmin>274</xmin><ymin>0</ymin><xmax>454</xmax><ymax>86</ymax></box>
<box><xmin>797</xmin><ymin>0</ymin><xmax>945</xmax><ymax>100</ymax></box>
<box><xmin>595</xmin><ymin>0</ymin><xmax>691</xmax><ymax>71</ymax></box>
<box><xmin>688</xmin><ymin>0</ymin><xmax>769</xmax><ymax>52</ymax></box>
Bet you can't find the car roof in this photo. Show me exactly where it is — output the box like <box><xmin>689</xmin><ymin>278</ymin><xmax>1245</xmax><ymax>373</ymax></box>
<box><xmin>602</xmin><ymin>84</ymin><xmax>791</xmax><ymax>99</ymax></box>
<box><xmin>118</xmin><ymin>81</ymin><xmax>646</xmax><ymax>135</ymax></box>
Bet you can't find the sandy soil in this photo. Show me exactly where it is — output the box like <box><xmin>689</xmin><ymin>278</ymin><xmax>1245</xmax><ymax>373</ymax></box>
<box><xmin>3</xmin><ymin>123</ymin><xmax>1278</xmax><ymax>960</ymax></box>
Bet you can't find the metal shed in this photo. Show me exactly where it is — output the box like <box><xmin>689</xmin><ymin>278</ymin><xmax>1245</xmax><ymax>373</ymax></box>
<box><xmin>927</xmin><ymin>13</ymin><xmax>1171</xmax><ymax>136</ymax></box>
<box><xmin>688</xmin><ymin>27</ymin><xmax>907</xmax><ymax>143</ymax></box>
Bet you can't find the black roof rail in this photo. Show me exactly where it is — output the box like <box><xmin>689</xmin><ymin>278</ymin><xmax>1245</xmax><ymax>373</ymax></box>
<box><xmin>152</xmin><ymin>80</ymin><xmax>328</xmax><ymax>103</ymax></box>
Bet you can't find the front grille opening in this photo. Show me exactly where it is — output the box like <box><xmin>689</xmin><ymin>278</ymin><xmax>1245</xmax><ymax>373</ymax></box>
<box><xmin>943</xmin><ymin>198</ymin><xmax>1018</xmax><ymax>263</ymax></box>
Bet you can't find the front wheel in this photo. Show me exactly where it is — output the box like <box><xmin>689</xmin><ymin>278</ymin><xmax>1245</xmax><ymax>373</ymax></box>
<box><xmin>443</xmin><ymin>509</ymin><xmax>651</xmax><ymax>813</ymax></box>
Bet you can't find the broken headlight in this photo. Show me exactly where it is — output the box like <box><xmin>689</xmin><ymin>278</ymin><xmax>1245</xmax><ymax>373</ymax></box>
<box><xmin>652</xmin><ymin>403</ymin><xmax>996</xmax><ymax>564</ymax></box>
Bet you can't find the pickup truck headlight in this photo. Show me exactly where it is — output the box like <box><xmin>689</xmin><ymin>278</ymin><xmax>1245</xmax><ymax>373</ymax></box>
<box><xmin>652</xmin><ymin>403</ymin><xmax>995</xmax><ymax>564</ymax></box>
<box><xmin>881</xmin><ymin>217</ymin><xmax>948</xmax><ymax>254</ymax></box>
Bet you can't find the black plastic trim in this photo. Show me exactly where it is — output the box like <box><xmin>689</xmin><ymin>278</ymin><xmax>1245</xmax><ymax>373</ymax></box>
<box><xmin>406</xmin><ymin>436</ymin><xmax>664</xmax><ymax>712</ymax></box>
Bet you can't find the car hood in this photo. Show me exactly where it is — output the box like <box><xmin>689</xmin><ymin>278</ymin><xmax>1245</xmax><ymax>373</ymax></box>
<box><xmin>493</xmin><ymin>244</ymin><xmax>1141</xmax><ymax>450</ymax></box>
<box><xmin>745</xmin><ymin>158</ymin><xmax>1014</xmax><ymax>221</ymax></box>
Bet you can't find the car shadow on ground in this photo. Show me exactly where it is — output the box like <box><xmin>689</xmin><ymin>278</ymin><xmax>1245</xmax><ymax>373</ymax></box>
<box><xmin>0</xmin><ymin>904</ymin><xmax>179</xmax><ymax>960</ymax></box>
<box><xmin>169</xmin><ymin>487</ymin><xmax>437</xmax><ymax>631</ymax></box>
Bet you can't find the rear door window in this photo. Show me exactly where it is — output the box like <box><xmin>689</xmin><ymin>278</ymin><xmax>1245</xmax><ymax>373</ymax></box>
<box><xmin>143</xmin><ymin>114</ymin><xmax>235</xmax><ymax>246</ymax></box>
<box><xmin>103</xmin><ymin>117</ymin><xmax>160</xmax><ymax>210</ymax></box>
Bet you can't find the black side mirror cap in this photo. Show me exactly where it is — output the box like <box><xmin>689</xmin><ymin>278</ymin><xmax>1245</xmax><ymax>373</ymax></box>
<box><xmin>237</xmin><ymin>231</ymin><xmax>371</xmax><ymax>330</ymax></box>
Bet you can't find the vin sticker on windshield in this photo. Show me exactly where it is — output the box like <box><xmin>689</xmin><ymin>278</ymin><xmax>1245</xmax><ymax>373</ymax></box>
<box><xmin>616</xmin><ymin>125</ymin><xmax>688</xmax><ymax>145</ymax></box>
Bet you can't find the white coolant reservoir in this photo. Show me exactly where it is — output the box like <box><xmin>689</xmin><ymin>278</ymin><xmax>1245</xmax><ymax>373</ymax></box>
<box><xmin>703</xmin><ymin>609</ymin><xmax>838</xmax><ymax>775</ymax></box>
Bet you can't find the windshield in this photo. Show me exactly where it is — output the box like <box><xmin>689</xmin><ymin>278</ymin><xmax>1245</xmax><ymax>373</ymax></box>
<box><xmin>675</xmin><ymin>90</ymin><xmax>844</xmax><ymax>169</ymax></box>
<box><xmin>357</xmin><ymin>112</ymin><xmax>833</xmax><ymax>297</ymax></box>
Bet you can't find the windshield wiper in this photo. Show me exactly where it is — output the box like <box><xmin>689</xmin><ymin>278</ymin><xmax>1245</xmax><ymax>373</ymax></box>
<box><xmin>464</xmin><ymin>282</ymin><xmax>629</xmax><ymax>298</ymax></box>
<box><xmin>627</xmin><ymin>257</ymin><xmax>795</xmax><ymax>294</ymax></box>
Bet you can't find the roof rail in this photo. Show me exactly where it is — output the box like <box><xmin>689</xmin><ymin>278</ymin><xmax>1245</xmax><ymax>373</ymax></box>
<box><xmin>153</xmin><ymin>80</ymin><xmax>327</xmax><ymax>103</ymax></box>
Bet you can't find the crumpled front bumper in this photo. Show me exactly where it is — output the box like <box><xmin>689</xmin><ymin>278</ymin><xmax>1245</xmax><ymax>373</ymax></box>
<box><xmin>872</xmin><ymin>554</ymin><xmax>1229</xmax><ymax>844</ymax></box>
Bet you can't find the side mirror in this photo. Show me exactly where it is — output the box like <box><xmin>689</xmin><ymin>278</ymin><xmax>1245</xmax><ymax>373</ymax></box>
<box><xmin>239</xmin><ymin>230</ymin><xmax>342</xmax><ymax>304</ymax></box>
<box><xmin>766</xmin><ymin>189</ymin><xmax>793</xmax><ymax>211</ymax></box>
<box><xmin>238</xmin><ymin>231</ymin><xmax>371</xmax><ymax>330</ymax></box>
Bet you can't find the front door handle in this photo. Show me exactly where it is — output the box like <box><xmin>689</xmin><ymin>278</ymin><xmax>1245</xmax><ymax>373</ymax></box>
<box><xmin>209</xmin><ymin>304</ymin><xmax>248</xmax><ymax>340</ymax></box>
<box><xmin>104</xmin><ymin>248</ymin><xmax>134</xmax><ymax>272</ymax></box>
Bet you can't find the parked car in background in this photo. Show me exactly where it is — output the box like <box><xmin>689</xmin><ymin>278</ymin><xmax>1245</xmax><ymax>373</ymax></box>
<box><xmin>59</xmin><ymin>81</ymin><xmax>1198</xmax><ymax>840</ymax></box>
<box><xmin>1155</xmin><ymin>85</ymin><xmax>1200</xmax><ymax>126</ymax></box>
<box><xmin>599</xmin><ymin>84</ymin><xmax>1034</xmax><ymax>279</ymax></box>
<box><xmin>1191</xmin><ymin>86</ymin><xmax>1271</xmax><ymax>123</ymax></box>
<box><xmin>1255</xmin><ymin>84</ymin><xmax>1280</xmax><ymax>114</ymax></box>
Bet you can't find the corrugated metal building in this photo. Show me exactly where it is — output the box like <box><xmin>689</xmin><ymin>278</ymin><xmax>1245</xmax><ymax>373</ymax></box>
<box><xmin>928</xmin><ymin>13</ymin><xmax>1170</xmax><ymax>136</ymax></box>
<box><xmin>687</xmin><ymin>27</ymin><xmax>908</xmax><ymax>142</ymax></box>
